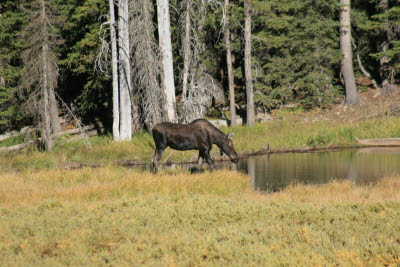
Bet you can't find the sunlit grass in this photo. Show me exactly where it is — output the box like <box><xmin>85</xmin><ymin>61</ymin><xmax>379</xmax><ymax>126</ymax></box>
<box><xmin>0</xmin><ymin>168</ymin><xmax>249</xmax><ymax>207</ymax></box>
<box><xmin>226</xmin><ymin>116</ymin><xmax>400</xmax><ymax>153</ymax></box>
<box><xmin>2</xmin><ymin>116</ymin><xmax>400</xmax><ymax>172</ymax></box>
<box><xmin>1</xmin><ymin>168</ymin><xmax>400</xmax><ymax>265</ymax></box>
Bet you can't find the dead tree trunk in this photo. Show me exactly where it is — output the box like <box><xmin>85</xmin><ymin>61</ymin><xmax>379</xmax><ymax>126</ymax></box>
<box><xmin>225</xmin><ymin>0</ymin><xmax>236</xmax><ymax>126</ymax></box>
<box><xmin>118</xmin><ymin>0</ymin><xmax>133</xmax><ymax>140</ymax></box>
<box><xmin>244</xmin><ymin>0</ymin><xmax>255</xmax><ymax>126</ymax></box>
<box><xmin>351</xmin><ymin>37</ymin><xmax>379</xmax><ymax>90</ymax></box>
<box><xmin>181</xmin><ymin>0</ymin><xmax>191</xmax><ymax>104</ymax></box>
<box><xmin>48</xmin><ymin>88</ymin><xmax>61</xmax><ymax>134</ymax></box>
<box><xmin>41</xmin><ymin>1</ymin><xmax>52</xmax><ymax>150</ymax></box>
<box><xmin>129</xmin><ymin>0</ymin><xmax>164</xmax><ymax>129</ymax></box>
<box><xmin>109</xmin><ymin>0</ymin><xmax>120</xmax><ymax>141</ymax></box>
<box><xmin>340</xmin><ymin>0</ymin><xmax>359</xmax><ymax>106</ymax></box>
<box><xmin>157</xmin><ymin>0</ymin><xmax>177</xmax><ymax>122</ymax></box>
<box><xmin>19</xmin><ymin>0</ymin><xmax>63</xmax><ymax>150</ymax></box>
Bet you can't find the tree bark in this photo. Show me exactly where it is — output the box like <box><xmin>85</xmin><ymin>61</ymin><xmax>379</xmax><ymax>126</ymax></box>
<box><xmin>41</xmin><ymin>0</ymin><xmax>52</xmax><ymax>150</ymax></box>
<box><xmin>109</xmin><ymin>0</ymin><xmax>120</xmax><ymax>141</ymax></box>
<box><xmin>157</xmin><ymin>0</ymin><xmax>177</xmax><ymax>122</ymax></box>
<box><xmin>340</xmin><ymin>0</ymin><xmax>359</xmax><ymax>106</ymax></box>
<box><xmin>48</xmin><ymin>88</ymin><xmax>62</xmax><ymax>134</ymax></box>
<box><xmin>244</xmin><ymin>0</ymin><xmax>255</xmax><ymax>126</ymax></box>
<box><xmin>118</xmin><ymin>0</ymin><xmax>133</xmax><ymax>140</ymax></box>
<box><xmin>378</xmin><ymin>0</ymin><xmax>396</xmax><ymax>95</ymax></box>
<box><xmin>181</xmin><ymin>0</ymin><xmax>191</xmax><ymax>104</ymax></box>
<box><xmin>351</xmin><ymin>37</ymin><xmax>379</xmax><ymax>90</ymax></box>
<box><xmin>225</xmin><ymin>0</ymin><xmax>236</xmax><ymax>126</ymax></box>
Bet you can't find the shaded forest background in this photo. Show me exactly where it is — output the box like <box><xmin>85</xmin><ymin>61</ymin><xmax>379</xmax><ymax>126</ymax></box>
<box><xmin>0</xmin><ymin>0</ymin><xmax>399</xmax><ymax>135</ymax></box>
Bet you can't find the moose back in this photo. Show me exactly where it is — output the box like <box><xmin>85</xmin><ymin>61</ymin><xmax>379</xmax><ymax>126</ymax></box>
<box><xmin>151</xmin><ymin>119</ymin><xmax>239</xmax><ymax>172</ymax></box>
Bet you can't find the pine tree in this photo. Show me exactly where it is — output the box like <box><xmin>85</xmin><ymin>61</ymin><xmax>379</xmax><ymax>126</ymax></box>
<box><xmin>251</xmin><ymin>0</ymin><xmax>343</xmax><ymax>109</ymax></box>
<box><xmin>56</xmin><ymin>0</ymin><xmax>111</xmax><ymax>119</ymax></box>
<box><xmin>19</xmin><ymin>0</ymin><xmax>63</xmax><ymax>150</ymax></box>
<box><xmin>0</xmin><ymin>1</ymin><xmax>25</xmax><ymax>131</ymax></box>
<box><xmin>371</xmin><ymin>0</ymin><xmax>399</xmax><ymax>94</ymax></box>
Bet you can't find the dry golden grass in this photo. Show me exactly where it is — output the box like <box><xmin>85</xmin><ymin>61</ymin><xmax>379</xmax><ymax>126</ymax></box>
<box><xmin>1</xmin><ymin>167</ymin><xmax>400</xmax><ymax>208</ymax></box>
<box><xmin>0</xmin><ymin>167</ymin><xmax>248</xmax><ymax>208</ymax></box>
<box><xmin>252</xmin><ymin>176</ymin><xmax>400</xmax><ymax>204</ymax></box>
<box><xmin>1</xmin><ymin>168</ymin><xmax>400</xmax><ymax>265</ymax></box>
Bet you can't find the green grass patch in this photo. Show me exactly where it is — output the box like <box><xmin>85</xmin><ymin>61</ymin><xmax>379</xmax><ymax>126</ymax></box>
<box><xmin>0</xmin><ymin>135</ymin><xmax>28</xmax><ymax>148</ymax></box>
<box><xmin>2</xmin><ymin>116</ymin><xmax>400</xmax><ymax>172</ymax></box>
<box><xmin>227</xmin><ymin>116</ymin><xmax>400</xmax><ymax>152</ymax></box>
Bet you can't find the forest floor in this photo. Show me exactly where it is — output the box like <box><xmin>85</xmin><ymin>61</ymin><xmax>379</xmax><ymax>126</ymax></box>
<box><xmin>1</xmin><ymin>90</ymin><xmax>400</xmax><ymax>265</ymax></box>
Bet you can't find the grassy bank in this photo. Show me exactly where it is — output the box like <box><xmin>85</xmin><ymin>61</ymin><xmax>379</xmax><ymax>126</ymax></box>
<box><xmin>1</xmin><ymin>90</ymin><xmax>400</xmax><ymax>172</ymax></box>
<box><xmin>1</xmin><ymin>168</ymin><xmax>400</xmax><ymax>265</ymax></box>
<box><xmin>2</xmin><ymin>115</ymin><xmax>400</xmax><ymax>172</ymax></box>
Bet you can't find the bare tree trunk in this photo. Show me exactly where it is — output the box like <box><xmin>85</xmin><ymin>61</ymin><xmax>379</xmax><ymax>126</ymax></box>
<box><xmin>340</xmin><ymin>0</ymin><xmax>359</xmax><ymax>106</ymax></box>
<box><xmin>129</xmin><ymin>0</ymin><xmax>164</xmax><ymax>129</ymax></box>
<box><xmin>118</xmin><ymin>0</ymin><xmax>133</xmax><ymax>140</ymax></box>
<box><xmin>378</xmin><ymin>0</ymin><xmax>396</xmax><ymax>95</ymax></box>
<box><xmin>48</xmin><ymin>88</ymin><xmax>61</xmax><ymax>134</ymax></box>
<box><xmin>131</xmin><ymin>96</ymin><xmax>142</xmax><ymax>131</ymax></box>
<box><xmin>41</xmin><ymin>0</ymin><xmax>52</xmax><ymax>150</ymax></box>
<box><xmin>351</xmin><ymin>37</ymin><xmax>379</xmax><ymax>90</ymax></box>
<box><xmin>225</xmin><ymin>0</ymin><xmax>236</xmax><ymax>126</ymax></box>
<box><xmin>157</xmin><ymin>0</ymin><xmax>177</xmax><ymax>122</ymax></box>
<box><xmin>244</xmin><ymin>0</ymin><xmax>255</xmax><ymax>126</ymax></box>
<box><xmin>109</xmin><ymin>0</ymin><xmax>120</xmax><ymax>141</ymax></box>
<box><xmin>181</xmin><ymin>0</ymin><xmax>191</xmax><ymax>104</ymax></box>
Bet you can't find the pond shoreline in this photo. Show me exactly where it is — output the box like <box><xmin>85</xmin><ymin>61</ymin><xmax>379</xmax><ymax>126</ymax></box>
<box><xmin>63</xmin><ymin>143</ymin><xmax>394</xmax><ymax>170</ymax></box>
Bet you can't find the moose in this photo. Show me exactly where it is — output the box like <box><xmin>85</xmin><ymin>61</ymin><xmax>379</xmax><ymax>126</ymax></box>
<box><xmin>150</xmin><ymin>119</ymin><xmax>239</xmax><ymax>172</ymax></box>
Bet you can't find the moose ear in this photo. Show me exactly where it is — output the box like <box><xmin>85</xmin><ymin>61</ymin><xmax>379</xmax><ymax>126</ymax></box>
<box><xmin>227</xmin><ymin>132</ymin><xmax>234</xmax><ymax>140</ymax></box>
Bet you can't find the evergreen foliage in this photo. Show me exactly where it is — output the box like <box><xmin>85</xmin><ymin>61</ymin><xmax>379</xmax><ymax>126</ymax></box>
<box><xmin>352</xmin><ymin>0</ymin><xmax>400</xmax><ymax>82</ymax></box>
<box><xmin>0</xmin><ymin>1</ymin><xmax>26</xmax><ymax>130</ymax></box>
<box><xmin>0</xmin><ymin>0</ymin><xmax>399</xmax><ymax>133</ymax></box>
<box><xmin>251</xmin><ymin>0</ymin><xmax>342</xmax><ymax>109</ymax></box>
<box><xmin>56</xmin><ymin>0</ymin><xmax>111</xmax><ymax>115</ymax></box>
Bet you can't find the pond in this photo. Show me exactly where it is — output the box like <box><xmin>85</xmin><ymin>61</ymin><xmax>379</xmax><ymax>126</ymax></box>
<box><xmin>215</xmin><ymin>147</ymin><xmax>400</xmax><ymax>191</ymax></box>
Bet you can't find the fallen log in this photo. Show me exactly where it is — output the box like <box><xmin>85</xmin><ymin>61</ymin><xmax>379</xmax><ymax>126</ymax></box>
<box><xmin>356</xmin><ymin>138</ymin><xmax>400</xmax><ymax>146</ymax></box>
<box><xmin>0</xmin><ymin>126</ymin><xmax>34</xmax><ymax>142</ymax></box>
<box><xmin>0</xmin><ymin>140</ymin><xmax>37</xmax><ymax>152</ymax></box>
<box><xmin>0</xmin><ymin>124</ymin><xmax>102</xmax><ymax>153</ymax></box>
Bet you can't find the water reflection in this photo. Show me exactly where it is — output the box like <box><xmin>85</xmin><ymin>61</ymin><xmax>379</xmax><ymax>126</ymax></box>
<box><xmin>138</xmin><ymin>148</ymin><xmax>400</xmax><ymax>191</ymax></box>
<box><xmin>231</xmin><ymin>148</ymin><xmax>400</xmax><ymax>191</ymax></box>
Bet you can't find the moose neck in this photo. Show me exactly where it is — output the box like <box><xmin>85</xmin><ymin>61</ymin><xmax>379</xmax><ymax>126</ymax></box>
<box><xmin>212</xmin><ymin>131</ymin><xmax>227</xmax><ymax>148</ymax></box>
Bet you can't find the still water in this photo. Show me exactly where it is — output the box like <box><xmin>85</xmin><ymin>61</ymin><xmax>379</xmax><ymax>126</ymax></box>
<box><xmin>215</xmin><ymin>147</ymin><xmax>400</xmax><ymax>191</ymax></box>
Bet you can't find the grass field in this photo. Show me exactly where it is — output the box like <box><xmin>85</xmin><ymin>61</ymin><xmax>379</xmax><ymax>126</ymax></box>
<box><xmin>1</xmin><ymin>168</ymin><xmax>400</xmax><ymax>265</ymax></box>
<box><xmin>2</xmin><ymin>115</ymin><xmax>400</xmax><ymax>172</ymax></box>
<box><xmin>1</xmin><ymin>93</ymin><xmax>400</xmax><ymax>265</ymax></box>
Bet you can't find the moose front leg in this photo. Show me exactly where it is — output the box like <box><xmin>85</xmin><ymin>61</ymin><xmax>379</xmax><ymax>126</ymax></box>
<box><xmin>202</xmin><ymin>149</ymin><xmax>215</xmax><ymax>170</ymax></box>
<box><xmin>151</xmin><ymin>147</ymin><xmax>165</xmax><ymax>173</ymax></box>
<box><xmin>197</xmin><ymin>153</ymin><xmax>204</xmax><ymax>169</ymax></box>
